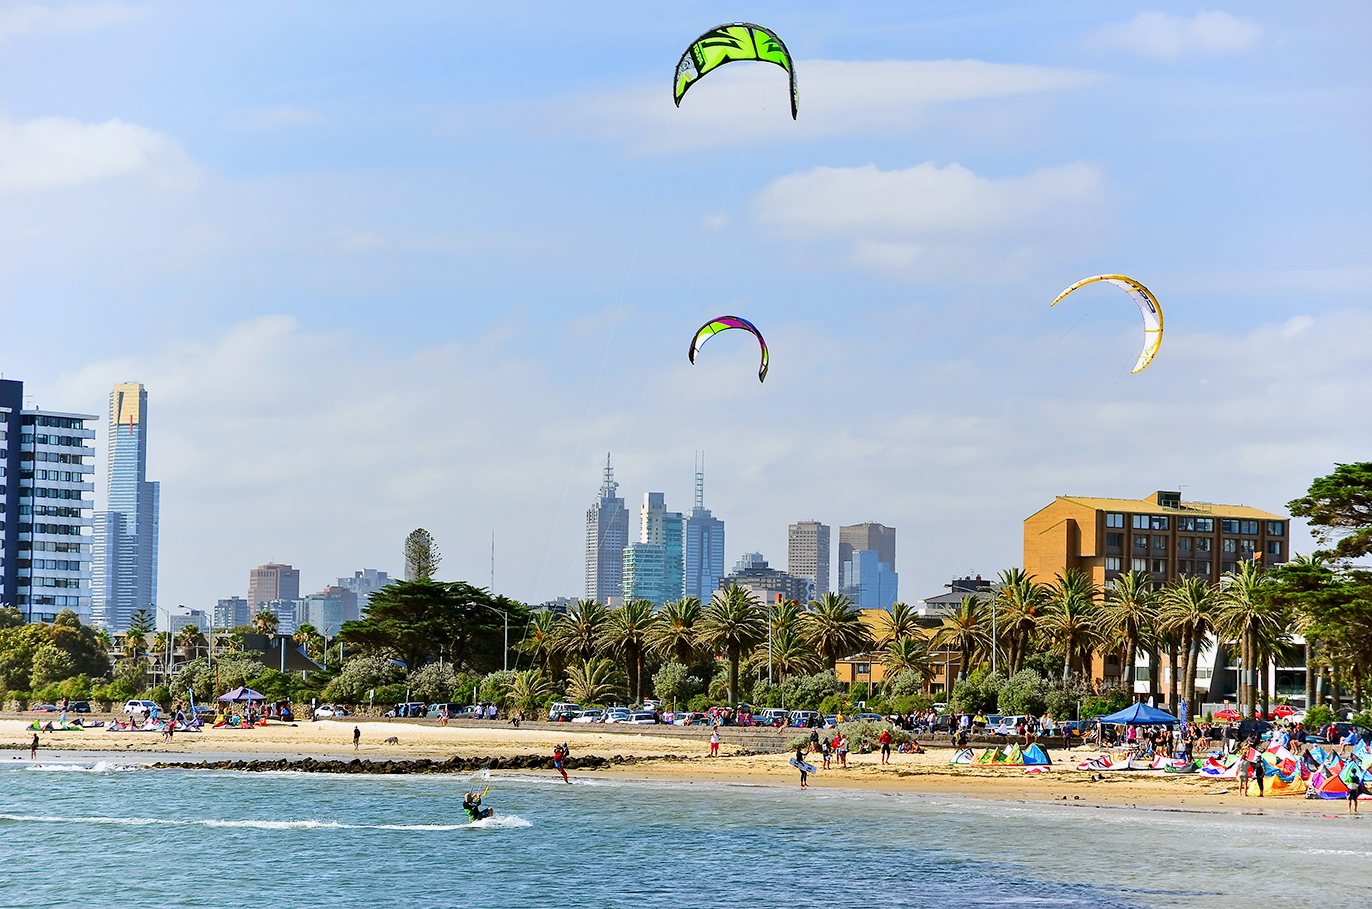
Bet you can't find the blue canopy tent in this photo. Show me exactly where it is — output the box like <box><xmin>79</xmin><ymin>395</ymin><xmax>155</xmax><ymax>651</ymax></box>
<box><xmin>1097</xmin><ymin>703</ymin><xmax>1179</xmax><ymax>725</ymax></box>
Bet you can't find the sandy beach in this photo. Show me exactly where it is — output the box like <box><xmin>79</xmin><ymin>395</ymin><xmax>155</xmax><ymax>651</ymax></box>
<box><xmin>3</xmin><ymin>716</ymin><xmax>1318</xmax><ymax>813</ymax></box>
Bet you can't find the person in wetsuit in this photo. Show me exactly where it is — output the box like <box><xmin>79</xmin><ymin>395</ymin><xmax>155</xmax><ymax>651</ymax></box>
<box><xmin>462</xmin><ymin>791</ymin><xmax>491</xmax><ymax>821</ymax></box>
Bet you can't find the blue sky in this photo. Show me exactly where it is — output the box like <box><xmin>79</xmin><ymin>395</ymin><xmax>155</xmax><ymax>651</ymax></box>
<box><xmin>0</xmin><ymin>1</ymin><xmax>1368</xmax><ymax>607</ymax></box>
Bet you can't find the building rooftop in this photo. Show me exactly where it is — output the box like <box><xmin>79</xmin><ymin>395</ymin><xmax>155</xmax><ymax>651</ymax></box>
<box><xmin>1040</xmin><ymin>492</ymin><xmax>1284</xmax><ymax>522</ymax></box>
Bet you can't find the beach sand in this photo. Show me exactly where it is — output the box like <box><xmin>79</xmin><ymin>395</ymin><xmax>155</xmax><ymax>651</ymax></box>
<box><xmin>2</xmin><ymin>717</ymin><xmax>1299</xmax><ymax>812</ymax></box>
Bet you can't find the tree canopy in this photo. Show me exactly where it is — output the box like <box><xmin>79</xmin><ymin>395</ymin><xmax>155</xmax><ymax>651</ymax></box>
<box><xmin>1289</xmin><ymin>462</ymin><xmax>1372</xmax><ymax>561</ymax></box>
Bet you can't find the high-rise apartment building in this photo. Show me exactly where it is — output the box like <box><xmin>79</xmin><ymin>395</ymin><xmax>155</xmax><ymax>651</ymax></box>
<box><xmin>838</xmin><ymin>523</ymin><xmax>895</xmax><ymax>592</ymax></box>
<box><xmin>215</xmin><ymin>596</ymin><xmax>251</xmax><ymax>629</ymax></box>
<box><xmin>683</xmin><ymin>457</ymin><xmax>724</xmax><ymax>602</ymax></box>
<box><xmin>336</xmin><ymin>569</ymin><xmax>390</xmax><ymax>616</ymax></box>
<box><xmin>248</xmin><ymin>563</ymin><xmax>301</xmax><ymax>613</ymax></box>
<box><xmin>622</xmin><ymin>492</ymin><xmax>685</xmax><ymax>606</ymax></box>
<box><xmin>1024</xmin><ymin>490</ymin><xmax>1289</xmax><ymax>588</ymax></box>
<box><xmin>787</xmin><ymin>520</ymin><xmax>830</xmax><ymax>601</ymax></box>
<box><xmin>91</xmin><ymin>383</ymin><xmax>160</xmax><ymax>631</ymax></box>
<box><xmin>0</xmin><ymin>380</ymin><xmax>23</xmax><ymax>614</ymax></box>
<box><xmin>16</xmin><ymin>408</ymin><xmax>97</xmax><ymax>623</ymax></box>
<box><xmin>841</xmin><ymin>548</ymin><xmax>900</xmax><ymax>609</ymax></box>
<box><xmin>585</xmin><ymin>454</ymin><xmax>629</xmax><ymax>603</ymax></box>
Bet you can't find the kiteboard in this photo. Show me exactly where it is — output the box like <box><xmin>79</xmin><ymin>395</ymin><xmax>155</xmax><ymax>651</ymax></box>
<box><xmin>789</xmin><ymin>756</ymin><xmax>817</xmax><ymax>774</ymax></box>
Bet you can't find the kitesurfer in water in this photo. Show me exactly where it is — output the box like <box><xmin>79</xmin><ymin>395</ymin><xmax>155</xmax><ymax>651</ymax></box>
<box><xmin>462</xmin><ymin>790</ymin><xmax>491</xmax><ymax>821</ymax></box>
<box><xmin>553</xmin><ymin>742</ymin><xmax>570</xmax><ymax>783</ymax></box>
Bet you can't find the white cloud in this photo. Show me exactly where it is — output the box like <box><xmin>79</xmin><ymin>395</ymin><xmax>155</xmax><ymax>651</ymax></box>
<box><xmin>564</xmin><ymin>59</ymin><xmax>1098</xmax><ymax>152</ymax></box>
<box><xmin>753</xmin><ymin>160</ymin><xmax>1108</xmax><ymax>277</ymax></box>
<box><xmin>1092</xmin><ymin>10</ymin><xmax>1261</xmax><ymax>58</ymax></box>
<box><xmin>0</xmin><ymin>2</ymin><xmax>146</xmax><ymax>40</ymax></box>
<box><xmin>233</xmin><ymin>106</ymin><xmax>324</xmax><ymax>131</ymax></box>
<box><xmin>0</xmin><ymin>115</ymin><xmax>191</xmax><ymax>194</ymax></box>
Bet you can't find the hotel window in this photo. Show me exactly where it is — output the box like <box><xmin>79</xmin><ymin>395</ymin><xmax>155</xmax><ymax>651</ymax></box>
<box><xmin>1240</xmin><ymin>539</ymin><xmax>1256</xmax><ymax>555</ymax></box>
<box><xmin>1150</xmin><ymin>559</ymin><xmax>1167</xmax><ymax>573</ymax></box>
<box><xmin>1221</xmin><ymin>519</ymin><xmax>1240</xmax><ymax>534</ymax></box>
<box><xmin>1105</xmin><ymin>513</ymin><xmax>1124</xmax><ymax>528</ymax></box>
<box><xmin>1222</xmin><ymin>538</ymin><xmax>1237</xmax><ymax>553</ymax></box>
<box><xmin>1132</xmin><ymin>558</ymin><xmax>1148</xmax><ymax>572</ymax></box>
<box><xmin>1239</xmin><ymin>520</ymin><xmax>1259</xmax><ymax>535</ymax></box>
<box><xmin>1105</xmin><ymin>557</ymin><xmax>1121</xmax><ymax>571</ymax></box>
<box><xmin>1149</xmin><ymin>516</ymin><xmax>1169</xmax><ymax>530</ymax></box>
<box><xmin>1132</xmin><ymin>515</ymin><xmax>1149</xmax><ymax>529</ymax></box>
<box><xmin>1178</xmin><ymin>560</ymin><xmax>1192</xmax><ymax>574</ymax></box>
<box><xmin>1267</xmin><ymin>541</ymin><xmax>1282</xmax><ymax>556</ymax></box>
<box><xmin>1267</xmin><ymin>521</ymin><xmax>1285</xmax><ymax>536</ymax></box>
<box><xmin>1152</xmin><ymin>535</ymin><xmax>1167</xmax><ymax>551</ymax></box>
<box><xmin>855</xmin><ymin>663</ymin><xmax>870</xmax><ymax>675</ymax></box>
<box><xmin>1178</xmin><ymin>517</ymin><xmax>1196</xmax><ymax>531</ymax></box>
<box><xmin>1195</xmin><ymin>518</ymin><xmax>1214</xmax><ymax>533</ymax></box>
<box><xmin>1133</xmin><ymin>535</ymin><xmax>1148</xmax><ymax>551</ymax></box>
<box><xmin>1196</xmin><ymin>560</ymin><xmax>1212</xmax><ymax>576</ymax></box>
<box><xmin>1178</xmin><ymin>537</ymin><xmax>1193</xmax><ymax>551</ymax></box>
<box><xmin>1222</xmin><ymin>561</ymin><xmax>1238</xmax><ymax>574</ymax></box>
<box><xmin>1106</xmin><ymin>533</ymin><xmax>1123</xmax><ymax>548</ymax></box>
<box><xmin>1196</xmin><ymin>537</ymin><xmax>1212</xmax><ymax>552</ymax></box>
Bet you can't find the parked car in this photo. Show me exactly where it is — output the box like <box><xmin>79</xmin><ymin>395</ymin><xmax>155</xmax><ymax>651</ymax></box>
<box><xmin>124</xmin><ymin>699</ymin><xmax>158</xmax><ymax>718</ymax></box>
<box><xmin>191</xmin><ymin>705</ymin><xmax>217</xmax><ymax>719</ymax></box>
<box><xmin>673</xmin><ymin>712</ymin><xmax>707</xmax><ymax>726</ymax></box>
<box><xmin>627</xmin><ymin>711</ymin><xmax>658</xmax><ymax>725</ymax></box>
<box><xmin>1268</xmin><ymin>704</ymin><xmax>1297</xmax><ymax>720</ymax></box>
<box><xmin>753</xmin><ymin>712</ymin><xmax>787</xmax><ymax>727</ymax></box>
<box><xmin>29</xmin><ymin>704</ymin><xmax>59</xmax><ymax>713</ymax></box>
<box><xmin>603</xmin><ymin>708</ymin><xmax>631</xmax><ymax>724</ymax></box>
<box><xmin>313</xmin><ymin>704</ymin><xmax>349</xmax><ymax>718</ymax></box>
<box><xmin>548</xmin><ymin>707</ymin><xmax>581</xmax><ymax>722</ymax></box>
<box><xmin>572</xmin><ymin>709</ymin><xmax>605</xmax><ymax>724</ymax></box>
<box><xmin>69</xmin><ymin>701</ymin><xmax>91</xmax><ymax>713</ymax></box>
<box><xmin>384</xmin><ymin>702</ymin><xmax>429</xmax><ymax>718</ymax></box>
<box><xmin>1327</xmin><ymin>722</ymin><xmax>1372</xmax><ymax>744</ymax></box>
<box><xmin>788</xmin><ymin>710</ymin><xmax>820</xmax><ymax>728</ymax></box>
<box><xmin>851</xmin><ymin>713</ymin><xmax>884</xmax><ymax>723</ymax></box>
<box><xmin>429</xmin><ymin>702</ymin><xmax>466</xmax><ymax>718</ymax></box>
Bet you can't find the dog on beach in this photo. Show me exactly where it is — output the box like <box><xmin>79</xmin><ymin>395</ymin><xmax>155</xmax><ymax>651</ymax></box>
<box><xmin>383</xmin><ymin>736</ymin><xmax>399</xmax><ymax>744</ymax></box>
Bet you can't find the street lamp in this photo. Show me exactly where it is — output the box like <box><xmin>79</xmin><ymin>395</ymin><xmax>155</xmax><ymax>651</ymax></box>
<box><xmin>154</xmin><ymin>604</ymin><xmax>174</xmax><ymax>684</ymax></box>
<box><xmin>475</xmin><ymin>601</ymin><xmax>510</xmax><ymax>672</ymax></box>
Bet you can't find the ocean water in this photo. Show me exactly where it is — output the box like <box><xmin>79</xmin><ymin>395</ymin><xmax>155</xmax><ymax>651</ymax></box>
<box><xmin>2</xmin><ymin>757</ymin><xmax>1368</xmax><ymax>908</ymax></box>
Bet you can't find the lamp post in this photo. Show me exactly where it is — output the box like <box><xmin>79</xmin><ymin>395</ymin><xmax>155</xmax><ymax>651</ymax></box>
<box><xmin>154</xmin><ymin>605</ymin><xmax>173</xmax><ymax>684</ymax></box>
<box><xmin>475</xmin><ymin>602</ymin><xmax>510</xmax><ymax>672</ymax></box>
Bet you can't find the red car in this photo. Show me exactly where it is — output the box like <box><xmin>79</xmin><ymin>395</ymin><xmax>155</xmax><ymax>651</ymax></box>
<box><xmin>1213</xmin><ymin>709</ymin><xmax>1242</xmax><ymax>722</ymax></box>
<box><xmin>29</xmin><ymin>704</ymin><xmax>59</xmax><ymax>713</ymax></box>
<box><xmin>1268</xmin><ymin>705</ymin><xmax>1296</xmax><ymax>720</ymax></box>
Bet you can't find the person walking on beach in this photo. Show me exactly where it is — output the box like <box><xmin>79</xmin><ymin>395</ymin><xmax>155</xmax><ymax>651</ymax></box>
<box><xmin>795</xmin><ymin>744</ymin><xmax>810</xmax><ymax>789</ymax></box>
<box><xmin>30</xmin><ymin>733</ymin><xmax>38</xmax><ymax>759</ymax></box>
<box><xmin>878</xmin><ymin>728</ymin><xmax>893</xmax><ymax>765</ymax></box>
<box><xmin>710</xmin><ymin>726</ymin><xmax>720</xmax><ymax>757</ymax></box>
<box><xmin>353</xmin><ymin>726</ymin><xmax>361</xmax><ymax>750</ymax></box>
<box><xmin>1347</xmin><ymin>770</ymin><xmax>1366</xmax><ymax>815</ymax></box>
<box><xmin>836</xmin><ymin>734</ymin><xmax>849</xmax><ymax>768</ymax></box>
<box><xmin>820</xmin><ymin>735</ymin><xmax>832</xmax><ymax>769</ymax></box>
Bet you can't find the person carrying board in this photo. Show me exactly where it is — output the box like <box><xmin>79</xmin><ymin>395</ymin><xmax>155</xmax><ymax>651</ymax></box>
<box><xmin>792</xmin><ymin>744</ymin><xmax>815</xmax><ymax>789</ymax></box>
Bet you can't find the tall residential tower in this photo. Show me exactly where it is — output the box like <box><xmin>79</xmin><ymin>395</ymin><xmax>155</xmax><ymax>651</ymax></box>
<box><xmin>91</xmin><ymin>383</ymin><xmax>160</xmax><ymax>631</ymax></box>
<box><xmin>585</xmin><ymin>454</ymin><xmax>629</xmax><ymax>603</ymax></box>
<box><xmin>683</xmin><ymin>455</ymin><xmax>724</xmax><ymax>602</ymax></box>
<box><xmin>787</xmin><ymin>520</ymin><xmax>830</xmax><ymax>602</ymax></box>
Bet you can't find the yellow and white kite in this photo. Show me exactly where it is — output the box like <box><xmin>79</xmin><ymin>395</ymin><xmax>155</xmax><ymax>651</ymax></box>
<box><xmin>1051</xmin><ymin>274</ymin><xmax>1163</xmax><ymax>373</ymax></box>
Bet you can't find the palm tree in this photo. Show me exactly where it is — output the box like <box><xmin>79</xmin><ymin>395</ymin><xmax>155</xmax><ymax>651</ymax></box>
<box><xmin>875</xmin><ymin>601</ymin><xmax>921</xmax><ymax>647</ymax></box>
<box><xmin>1217</xmin><ymin>560</ymin><xmax>1285</xmax><ymax>718</ymax></box>
<box><xmin>882</xmin><ymin>634</ymin><xmax>934</xmax><ymax>689</ymax></box>
<box><xmin>1160</xmin><ymin>576</ymin><xmax>1218</xmax><ymax>712</ymax></box>
<box><xmin>565</xmin><ymin>658</ymin><xmax>623</xmax><ymax>706</ymax></box>
<box><xmin>252</xmin><ymin>610</ymin><xmax>279</xmax><ymax>636</ymax></box>
<box><xmin>1103</xmin><ymin>571</ymin><xmax>1158</xmax><ymax>692</ymax></box>
<box><xmin>504</xmin><ymin>669</ymin><xmax>552</xmax><ymax>713</ymax></box>
<box><xmin>646</xmin><ymin>597</ymin><xmax>703</xmax><ymax>666</ymax></box>
<box><xmin>932</xmin><ymin>594</ymin><xmax>990</xmax><ymax>682</ymax></box>
<box><xmin>800</xmin><ymin>592</ymin><xmax>872</xmax><ymax>671</ymax></box>
<box><xmin>992</xmin><ymin>568</ymin><xmax>1049</xmax><ymax>674</ymax></box>
<box><xmin>748</xmin><ymin>624</ymin><xmax>819</xmax><ymax>683</ymax></box>
<box><xmin>1040</xmin><ymin>570</ymin><xmax>1100</xmax><ymax>679</ymax></box>
<box><xmin>553</xmin><ymin>599</ymin><xmax>610</xmax><ymax>664</ymax></box>
<box><xmin>696</xmin><ymin>586</ymin><xmax>768</xmax><ymax>704</ymax></box>
<box><xmin>516</xmin><ymin>610</ymin><xmax>560</xmax><ymax>675</ymax></box>
<box><xmin>177</xmin><ymin>624</ymin><xmax>205</xmax><ymax>661</ymax></box>
<box><xmin>599</xmin><ymin>600</ymin><xmax>658</xmax><ymax>704</ymax></box>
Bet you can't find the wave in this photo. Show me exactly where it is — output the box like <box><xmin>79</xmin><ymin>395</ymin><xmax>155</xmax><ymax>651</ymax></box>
<box><xmin>21</xmin><ymin>761</ymin><xmax>137</xmax><ymax>774</ymax></box>
<box><xmin>0</xmin><ymin>813</ymin><xmax>526</xmax><ymax>832</ymax></box>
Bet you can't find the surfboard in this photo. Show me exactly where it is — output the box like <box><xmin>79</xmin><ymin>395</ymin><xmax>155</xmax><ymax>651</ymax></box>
<box><xmin>790</xmin><ymin>756</ymin><xmax>817</xmax><ymax>774</ymax></box>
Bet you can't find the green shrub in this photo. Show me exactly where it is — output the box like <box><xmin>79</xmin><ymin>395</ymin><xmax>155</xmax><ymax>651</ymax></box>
<box><xmin>1304</xmin><ymin>705</ymin><xmax>1335</xmax><ymax>731</ymax></box>
<box><xmin>837</xmin><ymin>718</ymin><xmax>911</xmax><ymax>748</ymax></box>
<box><xmin>687</xmin><ymin>694</ymin><xmax>713</xmax><ymax>712</ymax></box>
<box><xmin>147</xmin><ymin>684</ymin><xmax>172</xmax><ymax>708</ymax></box>
<box><xmin>952</xmin><ymin>669</ymin><xmax>1004</xmax><ymax>714</ymax></box>
<box><xmin>890</xmin><ymin>694</ymin><xmax>932</xmax><ymax>715</ymax></box>
<box><xmin>780</xmin><ymin>670</ymin><xmax>843</xmax><ymax>712</ymax></box>
<box><xmin>997</xmin><ymin>670</ymin><xmax>1047</xmax><ymax>716</ymax></box>
<box><xmin>850</xmin><ymin>683</ymin><xmax>870</xmax><ymax>704</ymax></box>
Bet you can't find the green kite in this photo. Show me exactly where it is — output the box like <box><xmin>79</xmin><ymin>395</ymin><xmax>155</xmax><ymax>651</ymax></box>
<box><xmin>674</xmin><ymin>23</ymin><xmax>798</xmax><ymax>119</ymax></box>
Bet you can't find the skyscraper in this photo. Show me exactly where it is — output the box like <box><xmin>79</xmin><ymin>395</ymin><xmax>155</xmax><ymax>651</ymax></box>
<box><xmin>841</xmin><ymin>548</ymin><xmax>899</xmax><ymax>609</ymax></box>
<box><xmin>585</xmin><ymin>454</ymin><xmax>628</xmax><ymax>603</ymax></box>
<box><xmin>683</xmin><ymin>456</ymin><xmax>724</xmax><ymax>602</ymax></box>
<box><xmin>622</xmin><ymin>492</ymin><xmax>685</xmax><ymax>606</ymax></box>
<box><xmin>0</xmin><ymin>380</ymin><xmax>22</xmax><ymax>614</ymax></box>
<box><xmin>838</xmin><ymin>522</ymin><xmax>895</xmax><ymax>592</ymax></box>
<box><xmin>787</xmin><ymin>520</ymin><xmax>830</xmax><ymax>601</ymax></box>
<box><xmin>17</xmin><ymin>407</ymin><xmax>97</xmax><ymax>623</ymax></box>
<box><xmin>336</xmin><ymin>568</ymin><xmax>390</xmax><ymax>617</ymax></box>
<box><xmin>248</xmin><ymin>563</ymin><xmax>301</xmax><ymax>613</ymax></box>
<box><xmin>91</xmin><ymin>383</ymin><xmax>160</xmax><ymax>631</ymax></box>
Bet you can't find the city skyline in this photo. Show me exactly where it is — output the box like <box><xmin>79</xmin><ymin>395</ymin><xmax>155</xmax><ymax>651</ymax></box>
<box><xmin>0</xmin><ymin>3</ymin><xmax>1359</xmax><ymax>608</ymax></box>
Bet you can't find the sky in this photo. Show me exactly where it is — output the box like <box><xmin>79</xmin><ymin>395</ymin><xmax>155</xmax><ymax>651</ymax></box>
<box><xmin>0</xmin><ymin>1</ymin><xmax>1368</xmax><ymax>608</ymax></box>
